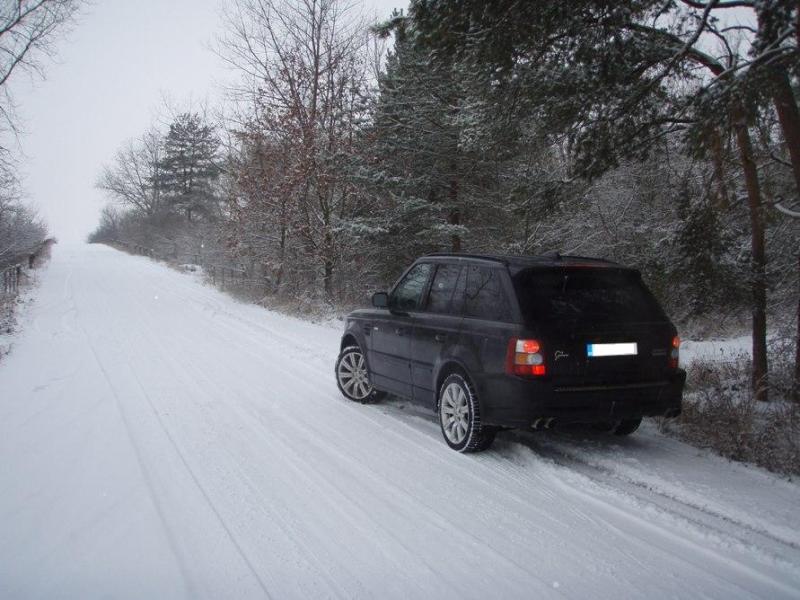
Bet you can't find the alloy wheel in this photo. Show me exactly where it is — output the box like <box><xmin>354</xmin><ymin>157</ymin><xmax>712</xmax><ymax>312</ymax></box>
<box><xmin>337</xmin><ymin>349</ymin><xmax>373</xmax><ymax>401</ymax></box>
<box><xmin>440</xmin><ymin>381</ymin><xmax>470</xmax><ymax>445</ymax></box>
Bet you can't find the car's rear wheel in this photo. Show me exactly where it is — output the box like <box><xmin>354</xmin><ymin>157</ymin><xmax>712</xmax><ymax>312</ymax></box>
<box><xmin>613</xmin><ymin>418</ymin><xmax>642</xmax><ymax>436</ymax></box>
<box><xmin>336</xmin><ymin>345</ymin><xmax>385</xmax><ymax>403</ymax></box>
<box><xmin>438</xmin><ymin>373</ymin><xmax>497</xmax><ymax>452</ymax></box>
<box><xmin>591</xmin><ymin>417</ymin><xmax>643</xmax><ymax>436</ymax></box>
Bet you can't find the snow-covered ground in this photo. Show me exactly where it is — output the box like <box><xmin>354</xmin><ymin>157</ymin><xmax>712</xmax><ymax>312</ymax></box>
<box><xmin>682</xmin><ymin>336</ymin><xmax>751</xmax><ymax>365</ymax></box>
<box><xmin>1</xmin><ymin>244</ymin><xmax>799</xmax><ymax>599</ymax></box>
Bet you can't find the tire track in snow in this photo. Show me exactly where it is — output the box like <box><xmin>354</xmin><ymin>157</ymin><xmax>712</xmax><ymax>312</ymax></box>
<box><xmin>83</xmin><ymin>269</ymin><xmax>275</xmax><ymax>600</ymax></box>
<box><xmin>390</xmin><ymin>404</ymin><xmax>800</xmax><ymax>594</ymax></box>
<box><xmin>119</xmin><ymin>266</ymin><xmax>557</xmax><ymax>599</ymax></box>
<box><xmin>525</xmin><ymin>432</ymin><xmax>800</xmax><ymax>554</ymax></box>
<box><xmin>69</xmin><ymin>273</ymin><xmax>197</xmax><ymax>599</ymax></box>
<box><xmin>97</xmin><ymin>267</ymin><xmax>375</xmax><ymax>599</ymax></box>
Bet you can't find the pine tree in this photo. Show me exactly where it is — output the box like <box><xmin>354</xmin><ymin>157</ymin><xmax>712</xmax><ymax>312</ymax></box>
<box><xmin>159</xmin><ymin>113</ymin><xmax>220</xmax><ymax>222</ymax></box>
<box><xmin>361</xmin><ymin>18</ymin><xmax>508</xmax><ymax>272</ymax></box>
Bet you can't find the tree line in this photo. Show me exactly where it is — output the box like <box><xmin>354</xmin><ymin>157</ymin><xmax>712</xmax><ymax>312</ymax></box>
<box><xmin>90</xmin><ymin>0</ymin><xmax>800</xmax><ymax>401</ymax></box>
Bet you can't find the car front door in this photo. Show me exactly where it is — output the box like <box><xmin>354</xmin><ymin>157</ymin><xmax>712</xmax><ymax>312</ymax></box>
<box><xmin>410</xmin><ymin>263</ymin><xmax>465</xmax><ymax>407</ymax></box>
<box><xmin>368</xmin><ymin>262</ymin><xmax>433</xmax><ymax>398</ymax></box>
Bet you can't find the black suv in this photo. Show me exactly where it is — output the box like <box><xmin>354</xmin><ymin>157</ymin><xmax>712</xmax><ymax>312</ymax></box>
<box><xmin>335</xmin><ymin>253</ymin><xmax>685</xmax><ymax>452</ymax></box>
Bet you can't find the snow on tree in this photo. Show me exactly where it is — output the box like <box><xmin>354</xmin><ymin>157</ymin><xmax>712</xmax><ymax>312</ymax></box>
<box><xmin>159</xmin><ymin>113</ymin><xmax>221</xmax><ymax>223</ymax></box>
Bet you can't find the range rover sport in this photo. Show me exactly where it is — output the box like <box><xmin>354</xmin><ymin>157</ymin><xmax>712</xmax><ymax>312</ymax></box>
<box><xmin>335</xmin><ymin>253</ymin><xmax>685</xmax><ymax>452</ymax></box>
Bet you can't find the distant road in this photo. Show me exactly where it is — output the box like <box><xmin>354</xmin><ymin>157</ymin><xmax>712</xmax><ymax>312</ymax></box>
<box><xmin>1</xmin><ymin>243</ymin><xmax>798</xmax><ymax>599</ymax></box>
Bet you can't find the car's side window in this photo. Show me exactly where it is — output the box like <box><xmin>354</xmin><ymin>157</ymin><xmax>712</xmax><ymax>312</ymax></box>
<box><xmin>426</xmin><ymin>264</ymin><xmax>463</xmax><ymax>314</ymax></box>
<box><xmin>451</xmin><ymin>266</ymin><xmax>467</xmax><ymax>315</ymax></box>
<box><xmin>464</xmin><ymin>266</ymin><xmax>512</xmax><ymax>321</ymax></box>
<box><xmin>390</xmin><ymin>263</ymin><xmax>433</xmax><ymax>311</ymax></box>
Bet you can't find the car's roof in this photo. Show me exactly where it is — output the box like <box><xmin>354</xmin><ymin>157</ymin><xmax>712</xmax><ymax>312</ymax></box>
<box><xmin>421</xmin><ymin>252</ymin><xmax>629</xmax><ymax>271</ymax></box>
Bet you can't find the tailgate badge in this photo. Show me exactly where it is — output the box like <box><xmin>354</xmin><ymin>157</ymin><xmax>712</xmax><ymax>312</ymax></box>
<box><xmin>554</xmin><ymin>350</ymin><xmax>570</xmax><ymax>361</ymax></box>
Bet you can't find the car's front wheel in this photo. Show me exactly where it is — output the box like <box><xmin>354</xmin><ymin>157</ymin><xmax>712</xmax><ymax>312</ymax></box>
<box><xmin>335</xmin><ymin>345</ymin><xmax>385</xmax><ymax>403</ymax></box>
<box><xmin>438</xmin><ymin>373</ymin><xmax>497</xmax><ymax>452</ymax></box>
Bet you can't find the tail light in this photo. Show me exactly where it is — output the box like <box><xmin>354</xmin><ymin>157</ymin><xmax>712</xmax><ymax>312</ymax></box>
<box><xmin>506</xmin><ymin>338</ymin><xmax>546</xmax><ymax>377</ymax></box>
<box><xmin>669</xmin><ymin>336</ymin><xmax>680</xmax><ymax>369</ymax></box>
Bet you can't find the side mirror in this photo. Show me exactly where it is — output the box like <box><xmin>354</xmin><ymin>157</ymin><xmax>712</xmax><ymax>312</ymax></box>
<box><xmin>371</xmin><ymin>292</ymin><xmax>389</xmax><ymax>308</ymax></box>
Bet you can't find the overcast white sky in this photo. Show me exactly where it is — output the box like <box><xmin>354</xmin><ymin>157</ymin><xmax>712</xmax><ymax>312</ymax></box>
<box><xmin>12</xmin><ymin>0</ymin><xmax>402</xmax><ymax>243</ymax></box>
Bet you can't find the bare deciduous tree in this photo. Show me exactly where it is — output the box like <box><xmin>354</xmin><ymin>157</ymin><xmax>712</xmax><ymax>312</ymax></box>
<box><xmin>97</xmin><ymin>129</ymin><xmax>165</xmax><ymax>216</ymax></box>
<box><xmin>0</xmin><ymin>0</ymin><xmax>82</xmax><ymax>260</ymax></box>
<box><xmin>0</xmin><ymin>0</ymin><xmax>84</xmax><ymax>137</ymax></box>
<box><xmin>218</xmin><ymin>0</ymin><xmax>372</xmax><ymax>300</ymax></box>
<box><xmin>0</xmin><ymin>192</ymin><xmax>46</xmax><ymax>265</ymax></box>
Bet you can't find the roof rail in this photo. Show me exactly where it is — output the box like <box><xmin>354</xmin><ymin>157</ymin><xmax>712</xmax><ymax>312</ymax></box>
<box><xmin>423</xmin><ymin>253</ymin><xmax>509</xmax><ymax>265</ymax></box>
<box><xmin>559</xmin><ymin>254</ymin><xmax>620</xmax><ymax>265</ymax></box>
<box><xmin>423</xmin><ymin>251</ymin><xmax>620</xmax><ymax>267</ymax></box>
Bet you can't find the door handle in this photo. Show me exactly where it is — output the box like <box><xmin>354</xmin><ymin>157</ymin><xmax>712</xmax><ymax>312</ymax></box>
<box><xmin>395</xmin><ymin>327</ymin><xmax>406</xmax><ymax>336</ymax></box>
<box><xmin>434</xmin><ymin>333</ymin><xmax>446</xmax><ymax>343</ymax></box>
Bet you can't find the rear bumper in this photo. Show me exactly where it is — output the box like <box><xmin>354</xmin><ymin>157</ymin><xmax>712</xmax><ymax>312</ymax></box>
<box><xmin>481</xmin><ymin>370</ymin><xmax>686</xmax><ymax>428</ymax></box>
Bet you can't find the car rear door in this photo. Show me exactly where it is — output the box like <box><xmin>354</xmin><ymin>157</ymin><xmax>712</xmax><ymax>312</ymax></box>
<box><xmin>410</xmin><ymin>263</ymin><xmax>464</xmax><ymax>407</ymax></box>
<box><xmin>369</xmin><ymin>262</ymin><xmax>433</xmax><ymax>398</ymax></box>
<box><xmin>459</xmin><ymin>265</ymin><xmax>517</xmax><ymax>382</ymax></box>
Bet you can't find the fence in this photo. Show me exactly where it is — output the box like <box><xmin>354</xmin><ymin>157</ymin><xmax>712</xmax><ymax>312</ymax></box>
<box><xmin>0</xmin><ymin>239</ymin><xmax>54</xmax><ymax>298</ymax></box>
<box><xmin>1</xmin><ymin>264</ymin><xmax>22</xmax><ymax>296</ymax></box>
<box><xmin>107</xmin><ymin>239</ymin><xmax>267</xmax><ymax>296</ymax></box>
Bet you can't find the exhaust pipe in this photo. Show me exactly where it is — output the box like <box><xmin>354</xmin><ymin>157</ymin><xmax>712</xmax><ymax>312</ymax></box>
<box><xmin>531</xmin><ymin>418</ymin><xmax>542</xmax><ymax>430</ymax></box>
<box><xmin>544</xmin><ymin>417</ymin><xmax>555</xmax><ymax>429</ymax></box>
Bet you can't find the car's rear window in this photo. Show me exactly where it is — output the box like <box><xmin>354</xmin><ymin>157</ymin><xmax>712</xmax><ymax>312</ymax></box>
<box><xmin>512</xmin><ymin>268</ymin><xmax>666</xmax><ymax>323</ymax></box>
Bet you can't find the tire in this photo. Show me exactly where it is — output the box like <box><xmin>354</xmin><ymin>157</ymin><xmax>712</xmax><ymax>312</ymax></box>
<box><xmin>335</xmin><ymin>345</ymin><xmax>385</xmax><ymax>404</ymax></box>
<box><xmin>613</xmin><ymin>418</ymin><xmax>642</xmax><ymax>436</ymax></box>
<box><xmin>438</xmin><ymin>373</ymin><xmax>497</xmax><ymax>452</ymax></box>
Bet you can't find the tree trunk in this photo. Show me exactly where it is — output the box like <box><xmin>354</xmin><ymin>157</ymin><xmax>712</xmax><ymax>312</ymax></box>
<box><xmin>771</xmin><ymin>72</ymin><xmax>800</xmax><ymax>200</ymax></box>
<box><xmin>732</xmin><ymin>108</ymin><xmax>769</xmax><ymax>402</ymax></box>
<box><xmin>275</xmin><ymin>222</ymin><xmax>286</xmax><ymax>292</ymax></box>
<box><xmin>795</xmin><ymin>254</ymin><xmax>799</xmax><ymax>402</ymax></box>
<box><xmin>323</xmin><ymin>257</ymin><xmax>333</xmax><ymax>301</ymax></box>
<box><xmin>709</xmin><ymin>129</ymin><xmax>730</xmax><ymax>210</ymax></box>
<box><xmin>322</xmin><ymin>230</ymin><xmax>334</xmax><ymax>302</ymax></box>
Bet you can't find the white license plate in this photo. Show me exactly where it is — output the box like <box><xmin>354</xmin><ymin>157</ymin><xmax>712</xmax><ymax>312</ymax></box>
<box><xmin>586</xmin><ymin>342</ymin><xmax>638</xmax><ymax>357</ymax></box>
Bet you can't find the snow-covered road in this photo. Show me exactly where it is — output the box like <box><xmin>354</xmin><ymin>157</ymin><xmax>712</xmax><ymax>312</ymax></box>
<box><xmin>1</xmin><ymin>244</ymin><xmax>799</xmax><ymax>599</ymax></box>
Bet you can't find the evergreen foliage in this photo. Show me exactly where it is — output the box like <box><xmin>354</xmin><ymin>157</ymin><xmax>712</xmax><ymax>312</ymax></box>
<box><xmin>159</xmin><ymin>113</ymin><xmax>221</xmax><ymax>222</ymax></box>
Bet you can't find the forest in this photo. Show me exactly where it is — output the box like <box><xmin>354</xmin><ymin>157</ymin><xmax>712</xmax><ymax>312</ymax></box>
<box><xmin>87</xmin><ymin>0</ymin><xmax>799</xmax><ymax>411</ymax></box>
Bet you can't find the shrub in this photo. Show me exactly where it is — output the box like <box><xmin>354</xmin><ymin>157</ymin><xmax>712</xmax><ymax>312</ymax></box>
<box><xmin>660</xmin><ymin>356</ymin><xmax>800</xmax><ymax>477</ymax></box>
